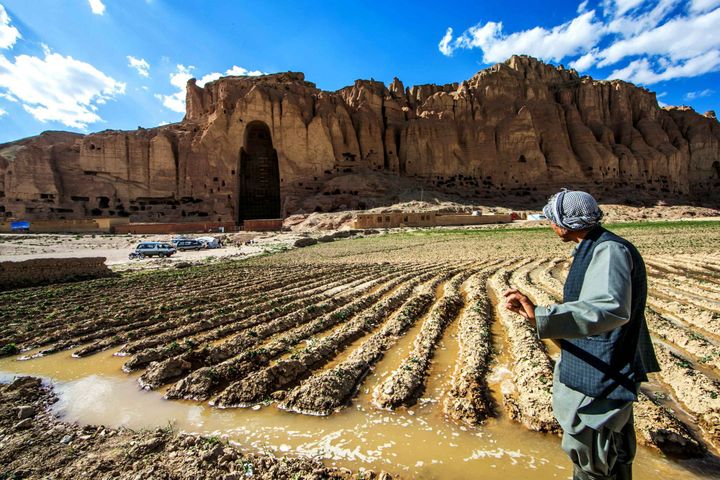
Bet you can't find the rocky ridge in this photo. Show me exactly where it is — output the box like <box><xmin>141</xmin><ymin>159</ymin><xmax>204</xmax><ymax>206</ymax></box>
<box><xmin>1</xmin><ymin>55</ymin><xmax>718</xmax><ymax>222</ymax></box>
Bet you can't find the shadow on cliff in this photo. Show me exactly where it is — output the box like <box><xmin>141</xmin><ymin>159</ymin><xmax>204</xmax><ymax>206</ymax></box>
<box><xmin>297</xmin><ymin>170</ymin><xmax>719</xmax><ymax>215</ymax></box>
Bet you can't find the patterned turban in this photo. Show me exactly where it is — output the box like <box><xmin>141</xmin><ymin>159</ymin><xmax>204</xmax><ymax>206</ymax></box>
<box><xmin>542</xmin><ymin>189</ymin><xmax>603</xmax><ymax>231</ymax></box>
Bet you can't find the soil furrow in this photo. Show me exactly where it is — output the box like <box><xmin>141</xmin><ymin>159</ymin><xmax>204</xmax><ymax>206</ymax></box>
<box><xmin>633</xmin><ymin>391</ymin><xmax>705</xmax><ymax>456</ymax></box>
<box><xmin>7</xmin><ymin>264</ymin><xmax>316</xmax><ymax>336</ymax></box>
<box><xmin>165</xmin><ymin>266</ymin><xmax>441</xmax><ymax>401</ymax></box>
<box><xmin>133</xmin><ymin>270</ymin><xmax>396</xmax><ymax>383</ymax></box>
<box><xmin>274</xmin><ymin>270</ymin><xmax>457</xmax><ymax>416</ymax></box>
<box><xmin>646</xmin><ymin>309</ymin><xmax>720</xmax><ymax>372</ymax></box>
<box><xmin>442</xmin><ymin>266</ymin><xmax>504</xmax><ymax>426</ymax></box>
<box><xmin>648</xmin><ymin>268</ymin><xmax>720</xmax><ymax>297</ymax></box>
<box><xmin>30</xmin><ymin>267</ymin><xmax>365</xmax><ymax>358</ymax></box>
<box><xmin>649</xmin><ymin>258</ymin><xmax>720</xmax><ymax>285</ymax></box>
<box><xmin>119</xmin><ymin>266</ymin><xmax>375</xmax><ymax>355</ymax></box>
<box><xmin>649</xmin><ymin>284</ymin><xmax>720</xmax><ymax>314</ymax></box>
<box><xmin>539</xmin><ymin>263</ymin><xmax>565</xmax><ymax>297</ymax></box>
<box><xmin>646</xmin><ymin>296</ymin><xmax>720</xmax><ymax>339</ymax></box>
<box><xmin>2</xmin><ymin>265</ymin><xmax>336</xmax><ymax>353</ymax></box>
<box><xmin>653</xmin><ymin>343</ymin><xmax>720</xmax><ymax>447</ymax></box>
<box><xmin>488</xmin><ymin>261</ymin><xmax>559</xmax><ymax>433</ymax></box>
<box><xmin>119</xmin><ymin>268</ymin><xmax>388</xmax><ymax>370</ymax></box>
<box><xmin>548</xmin><ymin>258</ymin><xmax>570</xmax><ymax>283</ymax></box>
<box><xmin>209</xmin><ymin>268</ymin><xmax>454</xmax><ymax>408</ymax></box>
<box><xmin>69</xmin><ymin>266</ymin><xmax>371</xmax><ymax>358</ymax></box>
<box><xmin>508</xmin><ymin>258</ymin><xmax>560</xmax><ymax>357</ymax></box>
<box><xmin>372</xmin><ymin>270</ymin><xmax>472</xmax><ymax>409</ymax></box>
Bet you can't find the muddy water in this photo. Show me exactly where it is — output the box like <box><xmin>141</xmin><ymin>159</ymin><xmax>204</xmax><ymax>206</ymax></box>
<box><xmin>486</xmin><ymin>282</ymin><xmax>517</xmax><ymax>412</ymax></box>
<box><xmin>0</xmin><ymin>349</ymin><xmax>714</xmax><ymax>479</ymax></box>
<box><xmin>421</xmin><ymin>286</ymin><xmax>465</xmax><ymax>408</ymax></box>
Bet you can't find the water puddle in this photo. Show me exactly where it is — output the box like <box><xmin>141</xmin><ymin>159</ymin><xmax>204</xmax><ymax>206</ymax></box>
<box><xmin>486</xmin><ymin>282</ymin><xmax>514</xmax><ymax>414</ymax></box>
<box><xmin>0</xmin><ymin>343</ymin><xmax>714</xmax><ymax>478</ymax></box>
<box><xmin>420</xmin><ymin>287</ymin><xmax>465</xmax><ymax>411</ymax></box>
<box><xmin>353</xmin><ymin>282</ymin><xmax>448</xmax><ymax>408</ymax></box>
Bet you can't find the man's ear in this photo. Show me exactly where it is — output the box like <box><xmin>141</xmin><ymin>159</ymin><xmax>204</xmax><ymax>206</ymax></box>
<box><xmin>551</xmin><ymin>223</ymin><xmax>568</xmax><ymax>237</ymax></box>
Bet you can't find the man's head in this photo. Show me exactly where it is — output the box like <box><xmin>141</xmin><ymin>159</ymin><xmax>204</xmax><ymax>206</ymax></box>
<box><xmin>543</xmin><ymin>189</ymin><xmax>603</xmax><ymax>242</ymax></box>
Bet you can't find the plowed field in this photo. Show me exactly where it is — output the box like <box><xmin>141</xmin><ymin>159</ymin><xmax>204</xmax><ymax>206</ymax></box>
<box><xmin>1</xmin><ymin>220</ymin><xmax>719</xmax><ymax>479</ymax></box>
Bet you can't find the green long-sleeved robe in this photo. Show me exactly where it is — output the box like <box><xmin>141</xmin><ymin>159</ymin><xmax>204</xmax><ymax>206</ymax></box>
<box><xmin>534</xmin><ymin>241</ymin><xmax>638</xmax><ymax>478</ymax></box>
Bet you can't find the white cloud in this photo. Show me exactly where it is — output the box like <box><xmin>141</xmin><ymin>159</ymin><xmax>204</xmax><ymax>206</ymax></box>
<box><xmin>158</xmin><ymin>64</ymin><xmax>265</xmax><ymax>113</ymax></box>
<box><xmin>88</xmin><ymin>0</ymin><xmax>106</xmax><ymax>15</ymax></box>
<box><xmin>0</xmin><ymin>45</ymin><xmax>125</xmax><ymax>128</ymax></box>
<box><xmin>605</xmin><ymin>0</ymin><xmax>680</xmax><ymax>38</ymax></box>
<box><xmin>603</xmin><ymin>0</ymin><xmax>646</xmax><ymax>17</ymax></box>
<box><xmin>0</xmin><ymin>3</ymin><xmax>21</xmax><ymax>49</ymax></box>
<box><xmin>608</xmin><ymin>50</ymin><xmax>720</xmax><ymax>83</ymax></box>
<box><xmin>569</xmin><ymin>49</ymin><xmax>599</xmax><ymax>70</ymax></box>
<box><xmin>156</xmin><ymin>64</ymin><xmax>192</xmax><ymax>113</ymax></box>
<box><xmin>195</xmin><ymin>65</ymin><xmax>266</xmax><ymax>86</ymax></box>
<box><xmin>607</xmin><ymin>57</ymin><xmax>654</xmax><ymax>82</ymax></box>
<box><xmin>440</xmin><ymin>11</ymin><xmax>606</xmax><ymax>63</ymax></box>
<box><xmin>224</xmin><ymin>65</ymin><xmax>265</xmax><ymax>77</ymax></box>
<box><xmin>684</xmin><ymin>88</ymin><xmax>714</xmax><ymax>99</ymax></box>
<box><xmin>438</xmin><ymin>27</ymin><xmax>454</xmax><ymax>56</ymax></box>
<box><xmin>440</xmin><ymin>0</ymin><xmax>720</xmax><ymax>85</ymax></box>
<box><xmin>0</xmin><ymin>90</ymin><xmax>16</xmax><ymax>101</ymax></box>
<box><xmin>598</xmin><ymin>7</ymin><xmax>720</xmax><ymax>67</ymax></box>
<box><xmin>690</xmin><ymin>0</ymin><xmax>720</xmax><ymax>13</ymax></box>
<box><xmin>127</xmin><ymin>55</ymin><xmax>150</xmax><ymax>77</ymax></box>
<box><xmin>0</xmin><ymin>106</ymin><xmax>6</xmax><ymax>117</ymax></box>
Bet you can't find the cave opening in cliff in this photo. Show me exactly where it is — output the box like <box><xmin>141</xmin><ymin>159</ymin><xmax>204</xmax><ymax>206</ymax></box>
<box><xmin>238</xmin><ymin>121</ymin><xmax>281</xmax><ymax>222</ymax></box>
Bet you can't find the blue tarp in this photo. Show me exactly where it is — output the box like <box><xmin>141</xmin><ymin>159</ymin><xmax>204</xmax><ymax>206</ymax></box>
<box><xmin>10</xmin><ymin>221</ymin><xmax>30</xmax><ymax>231</ymax></box>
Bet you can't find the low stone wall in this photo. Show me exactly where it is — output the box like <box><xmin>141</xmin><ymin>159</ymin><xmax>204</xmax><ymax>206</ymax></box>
<box><xmin>243</xmin><ymin>219</ymin><xmax>283</xmax><ymax>231</ymax></box>
<box><xmin>114</xmin><ymin>222</ymin><xmax>236</xmax><ymax>234</ymax></box>
<box><xmin>434</xmin><ymin>214</ymin><xmax>513</xmax><ymax>226</ymax></box>
<box><xmin>352</xmin><ymin>212</ymin><xmax>515</xmax><ymax>229</ymax></box>
<box><xmin>353</xmin><ymin>212</ymin><xmax>436</xmax><ymax>229</ymax></box>
<box><xmin>0</xmin><ymin>257</ymin><xmax>113</xmax><ymax>291</ymax></box>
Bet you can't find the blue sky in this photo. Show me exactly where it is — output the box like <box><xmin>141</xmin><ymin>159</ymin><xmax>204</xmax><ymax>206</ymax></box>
<box><xmin>0</xmin><ymin>0</ymin><xmax>718</xmax><ymax>143</ymax></box>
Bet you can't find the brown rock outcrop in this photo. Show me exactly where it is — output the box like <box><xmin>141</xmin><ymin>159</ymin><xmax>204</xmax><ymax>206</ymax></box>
<box><xmin>1</xmin><ymin>55</ymin><xmax>718</xmax><ymax>223</ymax></box>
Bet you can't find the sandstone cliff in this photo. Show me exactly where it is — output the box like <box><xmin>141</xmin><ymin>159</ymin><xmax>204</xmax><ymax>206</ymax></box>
<box><xmin>1</xmin><ymin>55</ymin><xmax>718</xmax><ymax>223</ymax></box>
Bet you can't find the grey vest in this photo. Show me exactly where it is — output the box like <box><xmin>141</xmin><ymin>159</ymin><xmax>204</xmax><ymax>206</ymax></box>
<box><xmin>559</xmin><ymin>226</ymin><xmax>660</xmax><ymax>401</ymax></box>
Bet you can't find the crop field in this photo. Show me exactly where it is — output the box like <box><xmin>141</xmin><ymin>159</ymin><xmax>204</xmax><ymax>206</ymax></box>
<box><xmin>1</xmin><ymin>220</ymin><xmax>719</xmax><ymax>478</ymax></box>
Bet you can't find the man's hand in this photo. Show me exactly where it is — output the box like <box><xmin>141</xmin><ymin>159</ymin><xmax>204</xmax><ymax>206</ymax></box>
<box><xmin>503</xmin><ymin>288</ymin><xmax>537</xmax><ymax>325</ymax></box>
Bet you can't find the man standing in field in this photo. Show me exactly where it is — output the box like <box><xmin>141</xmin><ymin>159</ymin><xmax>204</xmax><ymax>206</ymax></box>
<box><xmin>504</xmin><ymin>189</ymin><xmax>660</xmax><ymax>480</ymax></box>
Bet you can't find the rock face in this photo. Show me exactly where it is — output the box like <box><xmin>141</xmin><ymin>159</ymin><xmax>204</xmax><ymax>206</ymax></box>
<box><xmin>1</xmin><ymin>55</ymin><xmax>718</xmax><ymax>223</ymax></box>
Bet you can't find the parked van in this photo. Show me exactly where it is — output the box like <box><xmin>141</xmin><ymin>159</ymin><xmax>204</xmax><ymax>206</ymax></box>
<box><xmin>129</xmin><ymin>242</ymin><xmax>176</xmax><ymax>259</ymax></box>
<box><xmin>175</xmin><ymin>239</ymin><xmax>205</xmax><ymax>251</ymax></box>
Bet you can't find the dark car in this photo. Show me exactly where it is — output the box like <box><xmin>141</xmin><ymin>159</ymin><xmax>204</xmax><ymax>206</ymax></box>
<box><xmin>175</xmin><ymin>239</ymin><xmax>205</xmax><ymax>251</ymax></box>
